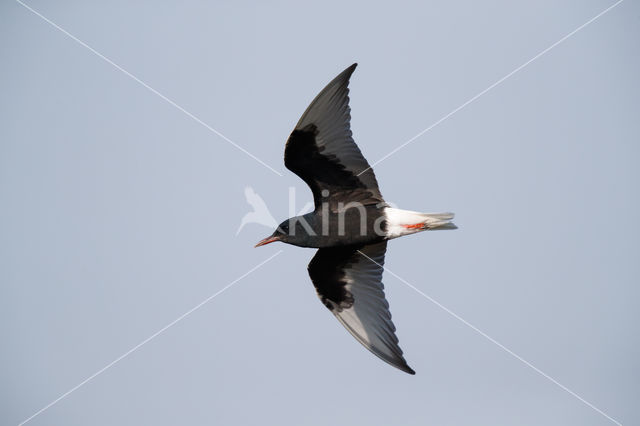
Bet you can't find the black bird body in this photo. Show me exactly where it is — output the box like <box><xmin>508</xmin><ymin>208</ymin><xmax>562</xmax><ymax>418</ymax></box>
<box><xmin>256</xmin><ymin>64</ymin><xmax>456</xmax><ymax>375</ymax></box>
<box><xmin>276</xmin><ymin>205</ymin><xmax>386</xmax><ymax>248</ymax></box>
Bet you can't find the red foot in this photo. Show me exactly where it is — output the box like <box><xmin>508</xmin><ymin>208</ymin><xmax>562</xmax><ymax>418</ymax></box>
<box><xmin>402</xmin><ymin>223</ymin><xmax>424</xmax><ymax>229</ymax></box>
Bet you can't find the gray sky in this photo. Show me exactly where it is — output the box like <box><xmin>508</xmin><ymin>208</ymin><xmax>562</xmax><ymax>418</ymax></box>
<box><xmin>1</xmin><ymin>1</ymin><xmax>639</xmax><ymax>425</ymax></box>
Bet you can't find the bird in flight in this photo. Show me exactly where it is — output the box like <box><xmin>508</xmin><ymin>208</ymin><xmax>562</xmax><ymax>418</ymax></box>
<box><xmin>255</xmin><ymin>64</ymin><xmax>456</xmax><ymax>374</ymax></box>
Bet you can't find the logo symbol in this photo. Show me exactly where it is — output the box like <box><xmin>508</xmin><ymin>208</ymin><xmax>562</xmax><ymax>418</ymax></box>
<box><xmin>236</xmin><ymin>187</ymin><xmax>278</xmax><ymax>235</ymax></box>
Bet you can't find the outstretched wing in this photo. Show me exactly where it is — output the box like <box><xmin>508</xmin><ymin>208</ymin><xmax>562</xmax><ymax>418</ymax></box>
<box><xmin>307</xmin><ymin>241</ymin><xmax>415</xmax><ymax>374</ymax></box>
<box><xmin>284</xmin><ymin>64</ymin><xmax>384</xmax><ymax>210</ymax></box>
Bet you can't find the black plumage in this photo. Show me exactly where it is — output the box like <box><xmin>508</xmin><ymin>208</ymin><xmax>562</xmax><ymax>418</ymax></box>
<box><xmin>256</xmin><ymin>63</ymin><xmax>456</xmax><ymax>374</ymax></box>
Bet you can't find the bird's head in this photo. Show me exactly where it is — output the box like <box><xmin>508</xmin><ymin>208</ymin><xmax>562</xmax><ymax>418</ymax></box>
<box><xmin>255</xmin><ymin>217</ymin><xmax>314</xmax><ymax>247</ymax></box>
<box><xmin>254</xmin><ymin>219</ymin><xmax>291</xmax><ymax>247</ymax></box>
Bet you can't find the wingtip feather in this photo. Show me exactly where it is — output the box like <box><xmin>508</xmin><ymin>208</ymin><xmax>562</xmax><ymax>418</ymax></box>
<box><xmin>341</xmin><ymin>63</ymin><xmax>357</xmax><ymax>80</ymax></box>
<box><xmin>395</xmin><ymin>360</ymin><xmax>416</xmax><ymax>375</ymax></box>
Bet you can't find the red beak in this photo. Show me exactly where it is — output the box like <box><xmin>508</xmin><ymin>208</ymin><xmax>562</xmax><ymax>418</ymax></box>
<box><xmin>254</xmin><ymin>235</ymin><xmax>280</xmax><ymax>247</ymax></box>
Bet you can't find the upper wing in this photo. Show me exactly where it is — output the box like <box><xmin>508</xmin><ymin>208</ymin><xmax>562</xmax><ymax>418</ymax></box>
<box><xmin>284</xmin><ymin>64</ymin><xmax>384</xmax><ymax>210</ymax></box>
<box><xmin>307</xmin><ymin>241</ymin><xmax>415</xmax><ymax>374</ymax></box>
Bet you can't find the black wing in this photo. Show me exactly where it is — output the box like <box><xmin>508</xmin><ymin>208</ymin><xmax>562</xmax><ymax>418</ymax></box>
<box><xmin>308</xmin><ymin>241</ymin><xmax>415</xmax><ymax>374</ymax></box>
<box><xmin>284</xmin><ymin>64</ymin><xmax>385</xmax><ymax>210</ymax></box>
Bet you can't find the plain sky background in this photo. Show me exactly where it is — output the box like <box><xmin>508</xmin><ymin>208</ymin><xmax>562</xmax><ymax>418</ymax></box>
<box><xmin>1</xmin><ymin>1</ymin><xmax>639</xmax><ymax>425</ymax></box>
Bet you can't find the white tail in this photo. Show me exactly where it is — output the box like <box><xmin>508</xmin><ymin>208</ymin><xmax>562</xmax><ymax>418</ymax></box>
<box><xmin>383</xmin><ymin>208</ymin><xmax>456</xmax><ymax>239</ymax></box>
<box><xmin>421</xmin><ymin>212</ymin><xmax>457</xmax><ymax>230</ymax></box>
